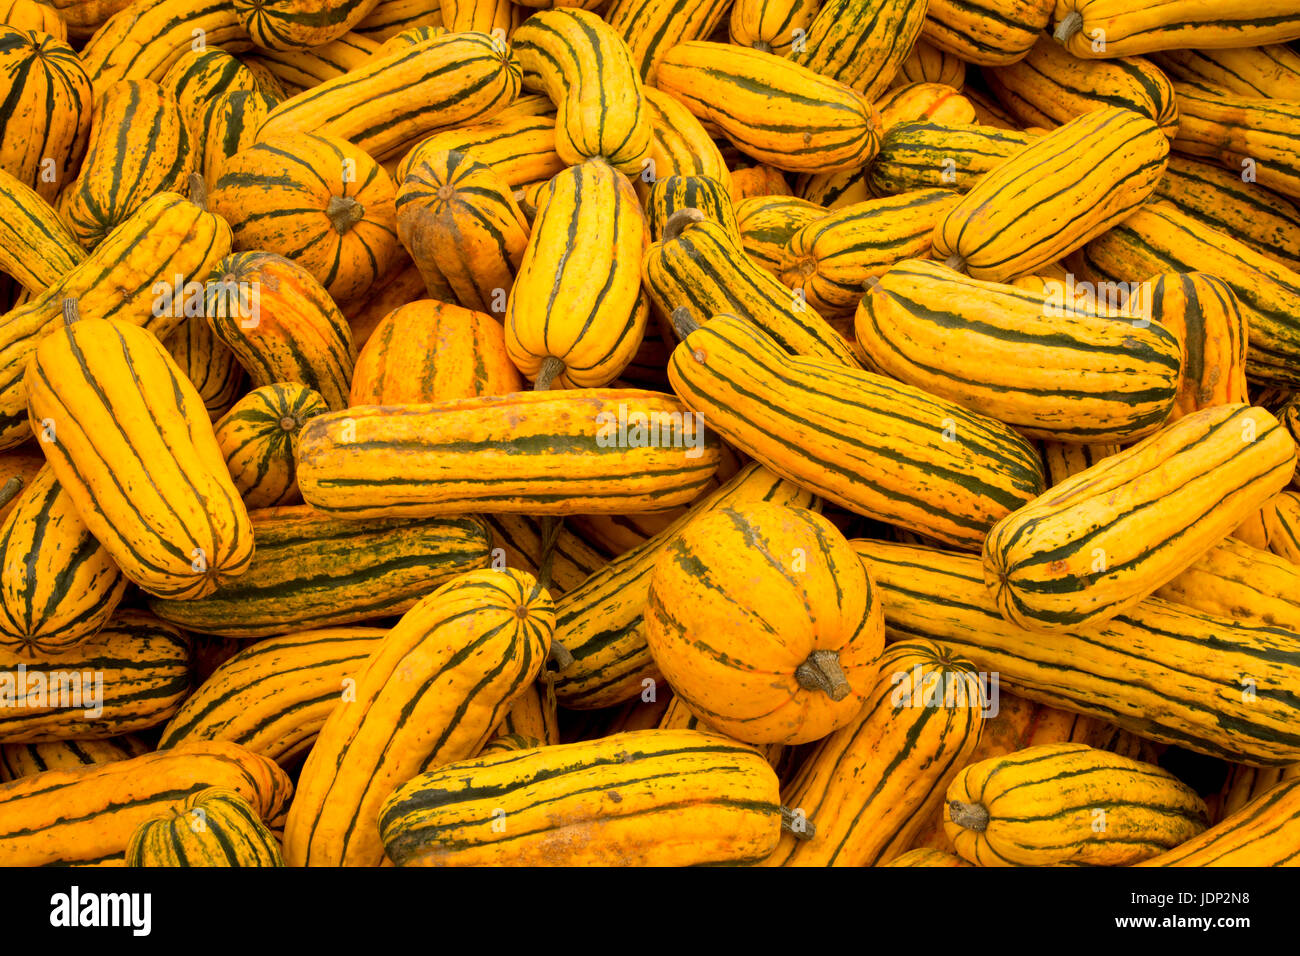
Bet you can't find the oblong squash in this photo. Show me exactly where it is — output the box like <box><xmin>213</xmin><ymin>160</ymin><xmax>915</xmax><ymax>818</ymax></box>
<box><xmin>213</xmin><ymin>383</ymin><xmax>329</xmax><ymax>508</ymax></box>
<box><xmin>234</xmin><ymin>0</ymin><xmax>382</xmax><ymax>51</ymax></box>
<box><xmin>867</xmin><ymin>121</ymin><xmax>1035</xmax><ymax>196</ymax></box>
<box><xmin>162</xmin><ymin>315</ymin><xmax>245</xmax><ymax>421</ymax></box>
<box><xmin>790</xmin><ymin>0</ymin><xmax>927</xmax><ymax>99</ymax></box>
<box><xmin>1156</xmin><ymin>536</ymin><xmax>1300</xmax><ymax>634</ymax></box>
<box><xmin>1052</xmin><ymin>0</ymin><xmax>1300</xmax><ymax>59</ymax></box>
<box><xmin>922</xmin><ymin>0</ymin><xmax>1054</xmax><ymax>66</ymax></box>
<box><xmin>1137</xmin><ymin>777</ymin><xmax>1300</xmax><ymax>867</ymax></box>
<box><xmin>0</xmin><ymin>735</ymin><xmax>150</xmax><ymax>781</ymax></box>
<box><xmin>1149</xmin><ymin>272</ymin><xmax>1249</xmax><ymax>421</ymax></box>
<box><xmin>126</xmin><ymin>786</ymin><xmax>284</xmax><ymax>867</ymax></box>
<box><xmin>199</xmin><ymin>89</ymin><xmax>281</xmax><ymax>192</ymax></box>
<box><xmin>640</xmin><ymin>86</ymin><xmax>732</xmax><ymax>200</ymax></box>
<box><xmin>0</xmin><ymin>167</ymin><xmax>85</xmax><ymax>294</ymax></box>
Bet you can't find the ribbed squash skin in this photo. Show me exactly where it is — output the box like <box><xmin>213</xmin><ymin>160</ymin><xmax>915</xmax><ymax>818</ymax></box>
<box><xmin>357</xmin><ymin>0</ymin><xmax>444</xmax><ymax>41</ymax></box>
<box><xmin>0</xmin><ymin>191</ymin><xmax>232</xmax><ymax>450</ymax></box>
<box><xmin>283</xmin><ymin>568</ymin><xmax>553</xmax><ymax>867</ymax></box>
<box><xmin>0</xmin><ymin>610</ymin><xmax>189</xmax><ymax>742</ymax></box>
<box><xmin>0</xmin><ymin>742</ymin><xmax>291</xmax><ymax>866</ymax></box>
<box><xmin>1052</xmin><ymin>0</ymin><xmax>1300</xmax><ymax>58</ymax></box>
<box><xmin>0</xmin><ymin>27</ymin><xmax>90</xmax><ymax>203</ymax></box>
<box><xmin>645</xmin><ymin>504</ymin><xmax>883</xmax><ymax>744</ymax></box>
<box><xmin>57</xmin><ymin>79</ymin><xmax>193</xmax><ymax>250</ymax></box>
<box><xmin>934</xmin><ymin>107</ymin><xmax>1168</xmax><ymax>282</ymax></box>
<box><xmin>297</xmin><ymin>390</ymin><xmax>720</xmax><ymax>519</ymax></box>
<box><xmin>669</xmin><ymin>315</ymin><xmax>1046</xmax><ymax>550</ymax></box>
<box><xmin>1216</xmin><ymin>763</ymin><xmax>1300</xmax><ymax>823</ymax></box>
<box><xmin>258</xmin><ymin>32</ymin><xmax>520</xmax><ymax>161</ymax></box>
<box><xmin>1171</xmin><ymin>84</ymin><xmax>1300</xmax><ymax>203</ymax></box>
<box><xmin>212</xmin><ymin>133</ymin><xmax>399</xmax><ymax>303</ymax></box>
<box><xmin>0</xmin><ymin>735</ymin><xmax>150</xmax><ymax>781</ymax></box>
<box><xmin>778</xmin><ymin>189</ymin><xmax>957</xmax><ymax>316</ymax></box>
<box><xmin>214</xmin><ymin>383</ymin><xmax>329</xmax><ymax>509</ymax></box>
<box><xmin>80</xmin><ymin>0</ymin><xmax>253</xmax><ymax>93</ymax></box>
<box><xmin>1075</xmin><ymin>203</ymin><xmax>1300</xmax><ymax>387</ymax></box>
<box><xmin>203</xmin><ymin>251</ymin><xmax>356</xmax><ymax>411</ymax></box>
<box><xmin>1157</xmin><ymin>537</ymin><xmax>1300</xmax><ymax>634</ymax></box>
<box><xmin>788</xmin><ymin>0</ymin><xmax>925</xmax><ymax>98</ymax></box>
<box><xmin>794</xmin><ymin>167</ymin><xmax>870</xmax><ymax>212</ymax></box>
<box><xmin>483</xmin><ymin>514</ymin><xmax>612</xmax><ymax>598</ymax></box>
<box><xmin>398</xmin><ymin>95</ymin><xmax>563</xmax><ymax>190</ymax></box>
<box><xmin>506</xmin><ymin>160</ymin><xmax>648</xmax><ymax>388</ymax></box>
<box><xmin>161</xmin><ymin>48</ymin><xmax>261</xmax><ymax>153</ymax></box>
<box><xmin>380</xmin><ymin>728</ymin><xmax>781</xmax><ymax>866</ymax></box>
<box><xmin>734</xmin><ymin>195</ymin><xmax>826</xmax><ymax>276</ymax></box>
<box><xmin>248</xmin><ymin>31</ymin><xmax>379</xmax><ymax>93</ymax></box>
<box><xmin>0</xmin><ymin>167</ymin><xmax>83</xmax><ymax>295</ymax></box>
<box><xmin>1041</xmin><ymin>440</ymin><xmax>1118</xmax><ymax>486</ymax></box>
<box><xmin>657</xmin><ymin>41</ymin><xmax>882</xmax><ymax>175</ymax></box>
<box><xmin>1155</xmin><ymin>154</ymin><xmax>1300</xmax><ymax>273</ymax></box>
<box><xmin>1149</xmin><ymin>273</ymin><xmax>1249</xmax><ymax>421</ymax></box>
<box><xmin>438</xmin><ymin>0</ymin><xmax>514</xmax><ymax>34</ymax></box>
<box><xmin>159</xmin><ymin>626</ymin><xmax>386</xmax><ymax>765</ymax></box>
<box><xmin>1152</xmin><ymin>45</ymin><xmax>1300</xmax><ymax>98</ymax></box>
<box><xmin>0</xmin><ymin>466</ymin><xmax>126</xmax><ymax>655</ymax></box>
<box><xmin>922</xmin><ymin>0</ymin><xmax>1053</xmax><ymax>65</ymax></box>
<box><xmin>512</xmin><ymin>9</ymin><xmax>652</xmax><ymax>174</ymax></box>
<box><xmin>868</xmin><ymin>121</ymin><xmax>1035</xmax><ymax>196</ymax></box>
<box><xmin>854</xmin><ymin>259</ymin><xmax>1181</xmax><ymax>442</ymax></box>
<box><xmin>986</xmin><ymin>404</ymin><xmax>1295</xmax><ymax>632</ymax></box>
<box><xmin>647</xmin><ymin>175</ymin><xmax>739</xmax><ymax>243</ymax></box>
<box><xmin>146</xmin><ymin>506</ymin><xmax>490</xmax><ymax>638</ymax></box>
<box><xmin>876</xmin><ymin>81</ymin><xmax>976</xmax><ymax>132</ymax></box>
<box><xmin>351</xmin><ymin>300</ymin><xmax>521</xmax><ymax>405</ymax></box>
<box><xmin>0</xmin><ymin>0</ymin><xmax>66</xmax><ymax>38</ymax></box>
<box><xmin>945</xmin><ymin>743</ymin><xmax>1207</xmax><ymax>866</ymax></box>
<box><xmin>492</xmin><ymin>680</ymin><xmax>560</xmax><ymax>746</ymax></box>
<box><xmin>26</xmin><ymin>317</ymin><xmax>254</xmax><ymax>600</ymax></box>
<box><xmin>764</xmin><ymin>639</ymin><xmax>986</xmax><ymax>866</ymax></box>
<box><xmin>728</xmin><ymin>0</ymin><xmax>816</xmax><ymax>56</ymax></box>
<box><xmin>199</xmin><ymin>89</ymin><xmax>280</xmax><ymax>194</ymax></box>
<box><xmin>643</xmin><ymin>212</ymin><xmax>860</xmax><ymax>367</ymax></box>
<box><xmin>163</xmin><ymin>315</ymin><xmax>245</xmax><ymax>421</ymax></box>
<box><xmin>640</xmin><ymin>88</ymin><xmax>732</xmax><ymax>203</ymax></box>
<box><xmin>396</xmin><ymin>149</ymin><xmax>529</xmax><ymax>313</ymax></box>
<box><xmin>127</xmin><ymin>787</ymin><xmax>285</xmax><ymax>867</ymax></box>
<box><xmin>234</xmin><ymin>0</ymin><xmax>381</xmax><ymax>50</ymax></box>
<box><xmin>855</xmin><ymin>539</ymin><xmax>1300</xmax><ymax>766</ymax></box>
<box><xmin>606</xmin><ymin>0</ymin><xmax>730</xmax><ymax>83</ymax></box>
<box><xmin>1256</xmin><ymin>490</ymin><xmax>1300</xmax><ymax>565</ymax></box>
<box><xmin>553</xmin><ymin>463</ymin><xmax>816</xmax><ymax>709</ymax></box>
<box><xmin>987</xmin><ymin>37</ymin><xmax>1178</xmax><ymax>137</ymax></box>
<box><xmin>1140</xmin><ymin>777</ymin><xmax>1300</xmax><ymax>866</ymax></box>
<box><xmin>886</xmin><ymin>848</ymin><xmax>974</xmax><ymax>867</ymax></box>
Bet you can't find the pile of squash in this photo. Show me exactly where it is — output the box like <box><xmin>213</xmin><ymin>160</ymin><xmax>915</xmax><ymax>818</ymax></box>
<box><xmin>2</xmin><ymin>0</ymin><xmax>1300</xmax><ymax>868</ymax></box>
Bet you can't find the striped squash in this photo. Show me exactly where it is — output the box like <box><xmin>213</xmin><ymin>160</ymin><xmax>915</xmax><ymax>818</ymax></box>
<box><xmin>1156</xmin><ymin>537</ymin><xmax>1300</xmax><ymax>634</ymax></box>
<box><xmin>57</xmin><ymin>79</ymin><xmax>194</xmax><ymax>250</ymax></box>
<box><xmin>1052</xmin><ymin>1</ymin><xmax>1300</xmax><ymax>58</ymax></box>
<box><xmin>0</xmin><ymin>450</ymin><xmax>44</xmax><ymax>524</ymax></box>
<box><xmin>854</xmin><ymin>259</ymin><xmax>1181</xmax><ymax>442</ymax></box>
<box><xmin>257</xmin><ymin>32</ymin><xmax>520</xmax><ymax>162</ymax></box>
<box><xmin>790</xmin><ymin>0</ymin><xmax>926</xmax><ymax>98</ymax></box>
<box><xmin>876</xmin><ymin>81</ymin><xmax>976</xmax><ymax>131</ymax></box>
<box><xmin>79</xmin><ymin>0</ymin><xmax>252</xmax><ymax>93</ymax></box>
<box><xmin>0</xmin><ymin>167</ymin><xmax>84</xmax><ymax>293</ymax></box>
<box><xmin>934</xmin><ymin>107</ymin><xmax>1168</xmax><ymax>282</ymax></box>
<box><xmin>506</xmin><ymin>160</ymin><xmax>648</xmax><ymax>389</ymax></box>
<box><xmin>1041</xmin><ymin>440</ymin><xmax>1118</xmax><ymax>486</ymax></box>
<box><xmin>0</xmin><ymin>742</ymin><xmax>291</xmax><ymax>866</ymax></box>
<box><xmin>985</xmin><ymin>404</ymin><xmax>1296</xmax><ymax>632</ymax></box>
<box><xmin>885</xmin><ymin>848</ymin><xmax>974</xmax><ymax>867</ymax></box>
<box><xmin>163</xmin><ymin>315</ymin><xmax>245</xmax><ymax>421</ymax></box>
<box><xmin>1172</xmin><ymin>84</ymin><xmax>1300</xmax><ymax>203</ymax></box>
<box><xmin>512</xmin><ymin>9</ymin><xmax>653</xmax><ymax>174</ymax></box>
<box><xmin>158</xmin><ymin>626</ymin><xmax>387</xmax><ymax>765</ymax></box>
<box><xmin>160</xmin><ymin>47</ymin><xmax>261</xmax><ymax>155</ymax></box>
<box><xmin>297</xmin><ymin>390</ymin><xmax>720</xmax><ymax>519</ymax></box>
<box><xmin>476</xmin><ymin>733</ymin><xmax>542</xmax><ymax>757</ymax></box>
<box><xmin>234</xmin><ymin>0</ymin><xmax>382</xmax><ymax>50</ymax></box>
<box><xmin>351</xmin><ymin>299</ymin><xmax>521</xmax><ymax>405</ymax></box>
<box><xmin>438</xmin><ymin>0</ymin><xmax>513</xmax><ymax>33</ymax></box>
<box><xmin>0</xmin><ymin>466</ymin><xmax>126</xmax><ymax>655</ymax></box>
<box><xmin>0</xmin><ymin>0</ymin><xmax>65</xmax><ymax>37</ymax></box>
<box><xmin>199</xmin><ymin>89</ymin><xmax>280</xmax><ymax>193</ymax></box>
<box><xmin>645</xmin><ymin>503</ymin><xmax>884</xmax><ymax>744</ymax></box>
<box><xmin>146</xmin><ymin>506</ymin><xmax>490</xmax><ymax>638</ymax></box>
<box><xmin>778</xmin><ymin>189</ymin><xmax>957</xmax><ymax>317</ymax></box>
<box><xmin>1149</xmin><ymin>273</ymin><xmax>1249</xmax><ymax>421</ymax></box>
<box><xmin>894</xmin><ymin>38</ymin><xmax>966</xmax><ymax>88</ymax></box>
<box><xmin>656</xmin><ymin>695</ymin><xmax>784</xmax><ymax>768</ymax></box>
<box><xmin>552</xmin><ymin>463</ymin><xmax>816</xmax><ymax>709</ymax></box>
<box><xmin>922</xmin><ymin>0</ymin><xmax>1054</xmax><ymax>66</ymax></box>
<box><xmin>0</xmin><ymin>610</ymin><xmax>189</xmax><ymax>743</ymax></box>
<box><xmin>855</xmin><ymin>538</ymin><xmax>1300</xmax><ymax>766</ymax></box>
<box><xmin>867</xmin><ymin>121</ymin><xmax>1035</xmax><ymax>196</ymax></box>
<box><xmin>491</xmin><ymin>679</ymin><xmax>559</xmax><ymax>746</ymax></box>
<box><xmin>355</xmin><ymin>0</ymin><xmax>444</xmax><ymax>41</ymax></box>
<box><xmin>483</xmin><ymin>514</ymin><xmax>613</xmax><ymax>598</ymax></box>
<box><xmin>656</xmin><ymin>41</ymin><xmax>882</xmax><ymax>175</ymax></box>
<box><xmin>371</xmin><ymin>22</ymin><xmax>446</xmax><ymax>53</ymax></box>
<box><xmin>239</xmin><ymin>57</ymin><xmax>289</xmax><ymax>100</ymax></box>
<box><xmin>0</xmin><ymin>735</ymin><xmax>149</xmax><ymax>781</ymax></box>
<box><xmin>1216</xmin><ymin>764</ymin><xmax>1300</xmax><ymax>823</ymax></box>
<box><xmin>668</xmin><ymin>314</ymin><xmax>1047</xmax><ymax>550</ymax></box>
<box><xmin>606</xmin><ymin>0</ymin><xmax>730</xmax><ymax>83</ymax></box>
<box><xmin>1253</xmin><ymin>491</ymin><xmax>1300</xmax><ymax>565</ymax></box>
<box><xmin>1151</xmin><ymin>45</ymin><xmax>1300</xmax><ymax>98</ymax></box>
<box><xmin>763</xmin><ymin>639</ymin><xmax>987</xmax><ymax>866</ymax></box>
<box><xmin>44</xmin><ymin>0</ymin><xmax>131</xmax><ymax>39</ymax></box>
<box><xmin>247</xmin><ymin>31</ymin><xmax>380</xmax><ymax>92</ymax></box>
<box><xmin>642</xmin><ymin>210</ymin><xmax>861</xmax><ymax>367</ymax></box>
<box><xmin>945</xmin><ymin>743</ymin><xmax>1207</xmax><ymax>866</ymax></box>
<box><xmin>1139</xmin><ymin>777</ymin><xmax>1300</xmax><ymax>867</ymax></box>
<box><xmin>728</xmin><ymin>0</ymin><xmax>817</xmax><ymax>56</ymax></box>
<box><xmin>26</xmin><ymin>314</ymin><xmax>254</xmax><ymax>600</ymax></box>
<box><xmin>127</xmin><ymin>787</ymin><xmax>284</xmax><ymax>867</ymax></box>
<box><xmin>396</xmin><ymin>149</ymin><xmax>529</xmax><ymax>314</ymax></box>
<box><xmin>640</xmin><ymin>87</ymin><xmax>732</xmax><ymax>203</ymax></box>
<box><xmin>0</xmin><ymin>191</ymin><xmax>231</xmax><ymax>450</ymax></box>
<box><xmin>734</xmin><ymin>195</ymin><xmax>826</xmax><ymax>276</ymax></box>
<box><xmin>794</xmin><ymin>167</ymin><xmax>870</xmax><ymax>211</ymax></box>
<box><xmin>380</xmin><ymin>728</ymin><xmax>783</xmax><ymax>866</ymax></box>
<box><xmin>343</xmin><ymin>257</ymin><xmax>426</xmax><ymax>349</ymax></box>
<box><xmin>986</xmin><ymin>36</ymin><xmax>1177</xmax><ymax>137</ymax></box>
<box><xmin>202</xmin><ymin>251</ymin><xmax>356</xmax><ymax>411</ymax></box>
<box><xmin>211</xmin><ymin>133</ymin><xmax>399</xmax><ymax>303</ymax></box>
<box><xmin>213</xmin><ymin>383</ymin><xmax>329</xmax><ymax>509</ymax></box>
<box><xmin>0</xmin><ymin>27</ymin><xmax>90</xmax><ymax>203</ymax></box>
<box><xmin>1074</xmin><ymin>203</ymin><xmax>1300</xmax><ymax>387</ymax></box>
<box><xmin>283</xmin><ymin>568</ymin><xmax>554</xmax><ymax>867</ymax></box>
<box><xmin>647</xmin><ymin>174</ymin><xmax>740</xmax><ymax>243</ymax></box>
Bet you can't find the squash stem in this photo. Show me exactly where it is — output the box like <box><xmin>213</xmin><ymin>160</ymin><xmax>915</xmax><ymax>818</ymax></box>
<box><xmin>948</xmin><ymin>800</ymin><xmax>990</xmax><ymax>832</ymax></box>
<box><xmin>663</xmin><ymin>207</ymin><xmax>705</xmax><ymax>242</ymax></box>
<box><xmin>189</xmin><ymin>172</ymin><xmax>209</xmax><ymax>211</ymax></box>
<box><xmin>537</xmin><ymin>514</ymin><xmax>564</xmax><ymax>592</ymax></box>
<box><xmin>533</xmin><ymin>356</ymin><xmax>565</xmax><ymax>391</ymax></box>
<box><xmin>61</xmin><ymin>298</ymin><xmax>81</xmax><ymax>325</ymax></box>
<box><xmin>753</xmin><ymin>41</ymin><xmax>772</xmax><ymax>53</ymax></box>
<box><xmin>943</xmin><ymin>254</ymin><xmax>967</xmax><ymax>274</ymax></box>
<box><xmin>548</xmin><ymin>639</ymin><xmax>574</xmax><ymax>672</ymax></box>
<box><xmin>0</xmin><ymin>476</ymin><xmax>24</xmax><ymax>511</ymax></box>
<box><xmin>794</xmin><ymin>649</ymin><xmax>851</xmax><ymax>701</ymax></box>
<box><xmin>670</xmin><ymin>305</ymin><xmax>701</xmax><ymax>339</ymax></box>
<box><xmin>1053</xmin><ymin>11</ymin><xmax>1082</xmax><ymax>44</ymax></box>
<box><xmin>326</xmin><ymin>196</ymin><xmax>365</xmax><ymax>234</ymax></box>
<box><xmin>780</xmin><ymin>806</ymin><xmax>816</xmax><ymax>841</ymax></box>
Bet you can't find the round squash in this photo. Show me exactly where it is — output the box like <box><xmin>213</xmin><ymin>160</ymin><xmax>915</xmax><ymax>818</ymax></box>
<box><xmin>0</xmin><ymin>0</ymin><xmax>67</xmax><ymax>39</ymax></box>
<box><xmin>126</xmin><ymin>787</ymin><xmax>285</xmax><ymax>867</ymax></box>
<box><xmin>643</xmin><ymin>502</ymin><xmax>884</xmax><ymax>745</ymax></box>
<box><xmin>213</xmin><ymin>382</ymin><xmax>329</xmax><ymax>509</ymax></box>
